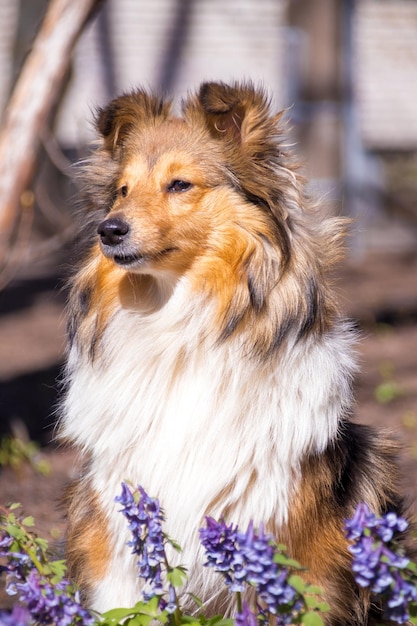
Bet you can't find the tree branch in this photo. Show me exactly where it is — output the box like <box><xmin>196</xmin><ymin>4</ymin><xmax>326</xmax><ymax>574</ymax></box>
<box><xmin>0</xmin><ymin>0</ymin><xmax>103</xmax><ymax>270</ymax></box>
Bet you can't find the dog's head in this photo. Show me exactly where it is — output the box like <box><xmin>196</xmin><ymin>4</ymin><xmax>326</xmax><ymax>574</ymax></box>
<box><xmin>89</xmin><ymin>83</ymin><xmax>296</xmax><ymax>279</ymax></box>
<box><xmin>80</xmin><ymin>82</ymin><xmax>344</xmax><ymax>349</ymax></box>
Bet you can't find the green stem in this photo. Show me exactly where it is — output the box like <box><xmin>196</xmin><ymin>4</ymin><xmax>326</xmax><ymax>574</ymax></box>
<box><xmin>25</xmin><ymin>547</ymin><xmax>44</xmax><ymax>574</ymax></box>
<box><xmin>174</xmin><ymin>606</ymin><xmax>182</xmax><ymax>626</ymax></box>
<box><xmin>236</xmin><ymin>591</ymin><xmax>242</xmax><ymax>614</ymax></box>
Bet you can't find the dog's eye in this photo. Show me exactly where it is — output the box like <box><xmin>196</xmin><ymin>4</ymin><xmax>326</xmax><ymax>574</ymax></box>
<box><xmin>119</xmin><ymin>185</ymin><xmax>128</xmax><ymax>198</ymax></box>
<box><xmin>167</xmin><ymin>180</ymin><xmax>192</xmax><ymax>193</ymax></box>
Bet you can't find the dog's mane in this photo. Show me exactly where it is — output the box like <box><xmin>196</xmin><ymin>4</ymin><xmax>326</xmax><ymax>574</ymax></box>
<box><xmin>60</xmin><ymin>83</ymin><xmax>408</xmax><ymax>624</ymax></box>
<box><xmin>67</xmin><ymin>82</ymin><xmax>347</xmax><ymax>361</ymax></box>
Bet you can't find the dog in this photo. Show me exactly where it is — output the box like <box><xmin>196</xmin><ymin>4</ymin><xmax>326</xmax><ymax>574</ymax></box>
<box><xmin>60</xmin><ymin>82</ymin><xmax>407</xmax><ymax>624</ymax></box>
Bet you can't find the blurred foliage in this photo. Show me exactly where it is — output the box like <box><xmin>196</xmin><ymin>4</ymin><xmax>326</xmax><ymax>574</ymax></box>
<box><xmin>402</xmin><ymin>410</ymin><xmax>417</xmax><ymax>430</ymax></box>
<box><xmin>0</xmin><ymin>435</ymin><xmax>50</xmax><ymax>475</ymax></box>
<box><xmin>374</xmin><ymin>360</ymin><xmax>404</xmax><ymax>405</ymax></box>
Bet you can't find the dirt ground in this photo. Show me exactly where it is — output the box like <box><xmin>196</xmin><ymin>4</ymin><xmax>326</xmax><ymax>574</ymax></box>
<box><xmin>0</xmin><ymin>249</ymin><xmax>416</xmax><ymax>602</ymax></box>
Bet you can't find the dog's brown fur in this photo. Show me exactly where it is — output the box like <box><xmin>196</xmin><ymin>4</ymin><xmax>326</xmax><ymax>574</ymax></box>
<box><xmin>61</xmin><ymin>82</ymin><xmax>410</xmax><ymax>624</ymax></box>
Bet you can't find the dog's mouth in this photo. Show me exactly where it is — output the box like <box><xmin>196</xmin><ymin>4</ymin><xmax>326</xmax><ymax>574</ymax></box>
<box><xmin>109</xmin><ymin>247</ymin><xmax>177</xmax><ymax>268</ymax></box>
<box><xmin>113</xmin><ymin>253</ymin><xmax>144</xmax><ymax>266</ymax></box>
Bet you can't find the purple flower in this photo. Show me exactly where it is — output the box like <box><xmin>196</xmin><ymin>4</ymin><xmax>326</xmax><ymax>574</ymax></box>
<box><xmin>346</xmin><ymin>503</ymin><xmax>408</xmax><ymax>544</ymax></box>
<box><xmin>0</xmin><ymin>606</ymin><xmax>31</xmax><ymax>626</ymax></box>
<box><xmin>116</xmin><ymin>483</ymin><xmax>177</xmax><ymax>607</ymax></box>
<box><xmin>15</xmin><ymin>569</ymin><xmax>96</xmax><ymax>626</ymax></box>
<box><xmin>200</xmin><ymin>518</ymin><xmax>303</xmax><ymax>623</ymax></box>
<box><xmin>165</xmin><ymin>584</ymin><xmax>177</xmax><ymax>614</ymax></box>
<box><xmin>0</xmin><ymin>537</ymin><xmax>32</xmax><ymax>595</ymax></box>
<box><xmin>116</xmin><ymin>483</ymin><xmax>165</xmax><ymax>597</ymax></box>
<box><xmin>0</xmin><ymin>534</ymin><xmax>13</xmax><ymax>551</ymax></box>
<box><xmin>1</xmin><ymin>513</ymin><xmax>95</xmax><ymax>625</ymax></box>
<box><xmin>345</xmin><ymin>503</ymin><xmax>416</xmax><ymax>623</ymax></box>
<box><xmin>199</xmin><ymin>517</ymin><xmax>240</xmax><ymax>586</ymax></box>
<box><xmin>235</xmin><ymin>602</ymin><xmax>258</xmax><ymax>626</ymax></box>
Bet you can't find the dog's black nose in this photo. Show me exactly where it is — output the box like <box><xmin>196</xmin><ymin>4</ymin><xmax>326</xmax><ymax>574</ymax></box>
<box><xmin>97</xmin><ymin>218</ymin><xmax>129</xmax><ymax>246</ymax></box>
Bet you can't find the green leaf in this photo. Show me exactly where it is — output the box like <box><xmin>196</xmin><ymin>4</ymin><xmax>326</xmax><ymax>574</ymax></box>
<box><xmin>304</xmin><ymin>596</ymin><xmax>329</xmax><ymax>612</ymax></box>
<box><xmin>133</xmin><ymin>614</ymin><xmax>157</xmax><ymax>626</ymax></box>
<box><xmin>304</xmin><ymin>585</ymin><xmax>324</xmax><ymax>595</ymax></box>
<box><xmin>35</xmin><ymin>537</ymin><xmax>49</xmax><ymax>552</ymax></box>
<box><xmin>101</xmin><ymin>606</ymin><xmax>142</xmax><ymax>624</ymax></box>
<box><xmin>123</xmin><ymin>613</ymin><xmax>154</xmax><ymax>626</ymax></box>
<box><xmin>22</xmin><ymin>516</ymin><xmax>35</xmax><ymax>527</ymax></box>
<box><xmin>168</xmin><ymin>566</ymin><xmax>188</xmax><ymax>588</ymax></box>
<box><xmin>301</xmin><ymin>610</ymin><xmax>326</xmax><ymax>626</ymax></box>
<box><xmin>374</xmin><ymin>381</ymin><xmax>403</xmax><ymax>404</ymax></box>
<box><xmin>179</xmin><ymin>617</ymin><xmax>201</xmax><ymax>626</ymax></box>
<box><xmin>49</xmin><ymin>560</ymin><xmax>68</xmax><ymax>581</ymax></box>
<box><xmin>35</xmin><ymin>459</ymin><xmax>51</xmax><ymax>476</ymax></box>
<box><xmin>288</xmin><ymin>574</ymin><xmax>307</xmax><ymax>594</ymax></box>
<box><xmin>274</xmin><ymin>553</ymin><xmax>303</xmax><ymax>569</ymax></box>
<box><xmin>9</xmin><ymin>503</ymin><xmax>21</xmax><ymax>511</ymax></box>
<box><xmin>6</xmin><ymin>523</ymin><xmax>26</xmax><ymax>541</ymax></box>
<box><xmin>139</xmin><ymin>596</ymin><xmax>163</xmax><ymax>616</ymax></box>
<box><xmin>167</xmin><ymin>538</ymin><xmax>183</xmax><ymax>553</ymax></box>
<box><xmin>108</xmin><ymin>596</ymin><xmax>167</xmax><ymax>624</ymax></box>
<box><xmin>201</xmin><ymin>618</ymin><xmax>234</xmax><ymax>626</ymax></box>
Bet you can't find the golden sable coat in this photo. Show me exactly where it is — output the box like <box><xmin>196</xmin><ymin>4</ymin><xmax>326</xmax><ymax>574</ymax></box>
<box><xmin>60</xmin><ymin>82</ymin><xmax>407</xmax><ymax>625</ymax></box>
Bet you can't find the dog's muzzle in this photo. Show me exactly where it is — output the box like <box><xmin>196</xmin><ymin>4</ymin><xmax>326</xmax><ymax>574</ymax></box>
<box><xmin>97</xmin><ymin>217</ymin><xmax>142</xmax><ymax>265</ymax></box>
<box><xmin>97</xmin><ymin>217</ymin><xmax>130</xmax><ymax>247</ymax></box>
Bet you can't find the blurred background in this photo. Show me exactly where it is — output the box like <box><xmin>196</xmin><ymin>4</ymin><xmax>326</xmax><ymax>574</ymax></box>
<box><xmin>0</xmin><ymin>0</ymin><xmax>416</xmax><ymax>541</ymax></box>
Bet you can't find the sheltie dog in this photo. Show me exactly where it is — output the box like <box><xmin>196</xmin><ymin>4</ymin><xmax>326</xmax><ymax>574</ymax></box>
<box><xmin>60</xmin><ymin>82</ymin><xmax>407</xmax><ymax>624</ymax></box>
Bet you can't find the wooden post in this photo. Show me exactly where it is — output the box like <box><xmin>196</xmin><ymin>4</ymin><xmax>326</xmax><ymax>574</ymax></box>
<box><xmin>0</xmin><ymin>0</ymin><xmax>103</xmax><ymax>267</ymax></box>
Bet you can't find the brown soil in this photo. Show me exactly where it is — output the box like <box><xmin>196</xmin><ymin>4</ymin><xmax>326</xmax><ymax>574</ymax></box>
<box><xmin>0</xmin><ymin>250</ymin><xmax>416</xmax><ymax>608</ymax></box>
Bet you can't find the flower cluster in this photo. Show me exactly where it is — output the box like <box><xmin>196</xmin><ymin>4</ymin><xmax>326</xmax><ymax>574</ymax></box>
<box><xmin>115</xmin><ymin>483</ymin><xmax>178</xmax><ymax>609</ymax></box>
<box><xmin>15</xmin><ymin>570</ymin><xmax>95</xmax><ymax>626</ymax></box>
<box><xmin>0</xmin><ymin>533</ymin><xmax>31</xmax><ymax>596</ymax></box>
<box><xmin>4</xmin><ymin>488</ymin><xmax>417</xmax><ymax>626</ymax></box>
<box><xmin>0</xmin><ymin>506</ymin><xmax>96</xmax><ymax>626</ymax></box>
<box><xmin>198</xmin><ymin>516</ymin><xmax>240</xmax><ymax>585</ymax></box>
<box><xmin>345</xmin><ymin>502</ymin><xmax>417</xmax><ymax>623</ymax></box>
<box><xmin>200</xmin><ymin>518</ymin><xmax>304</xmax><ymax>624</ymax></box>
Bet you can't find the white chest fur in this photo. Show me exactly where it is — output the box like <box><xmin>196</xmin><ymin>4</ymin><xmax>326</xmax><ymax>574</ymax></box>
<box><xmin>61</xmin><ymin>285</ymin><xmax>356</xmax><ymax>611</ymax></box>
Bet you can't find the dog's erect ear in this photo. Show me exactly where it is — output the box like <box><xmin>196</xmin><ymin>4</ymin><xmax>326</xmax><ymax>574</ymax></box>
<box><xmin>197</xmin><ymin>82</ymin><xmax>248</xmax><ymax>142</ymax></box>
<box><xmin>195</xmin><ymin>82</ymin><xmax>276</xmax><ymax>144</ymax></box>
<box><xmin>185</xmin><ymin>82</ymin><xmax>283</xmax><ymax>156</ymax></box>
<box><xmin>184</xmin><ymin>82</ymin><xmax>286</xmax><ymax>204</ymax></box>
<box><xmin>96</xmin><ymin>90</ymin><xmax>171</xmax><ymax>153</ymax></box>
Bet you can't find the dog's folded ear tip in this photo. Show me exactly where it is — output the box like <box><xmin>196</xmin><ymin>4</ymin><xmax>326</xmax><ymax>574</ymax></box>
<box><xmin>94</xmin><ymin>90</ymin><xmax>172</xmax><ymax>149</ymax></box>
<box><xmin>95</xmin><ymin>105</ymin><xmax>115</xmax><ymax>138</ymax></box>
<box><xmin>196</xmin><ymin>81</ymin><xmax>271</xmax><ymax>119</ymax></box>
<box><xmin>198</xmin><ymin>81</ymin><xmax>240</xmax><ymax>115</ymax></box>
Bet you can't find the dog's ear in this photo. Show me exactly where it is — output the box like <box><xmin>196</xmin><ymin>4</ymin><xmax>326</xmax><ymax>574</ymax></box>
<box><xmin>185</xmin><ymin>82</ymin><xmax>291</xmax><ymax>265</ymax></box>
<box><xmin>195</xmin><ymin>82</ymin><xmax>278</xmax><ymax>145</ymax></box>
<box><xmin>96</xmin><ymin>90</ymin><xmax>171</xmax><ymax>153</ymax></box>
<box><xmin>184</xmin><ymin>82</ymin><xmax>286</xmax><ymax>207</ymax></box>
<box><xmin>196</xmin><ymin>82</ymin><xmax>249</xmax><ymax>142</ymax></box>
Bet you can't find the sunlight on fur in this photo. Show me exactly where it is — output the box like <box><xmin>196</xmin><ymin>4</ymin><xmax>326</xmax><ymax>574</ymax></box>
<box><xmin>59</xmin><ymin>82</ymin><xmax>409</xmax><ymax>625</ymax></box>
